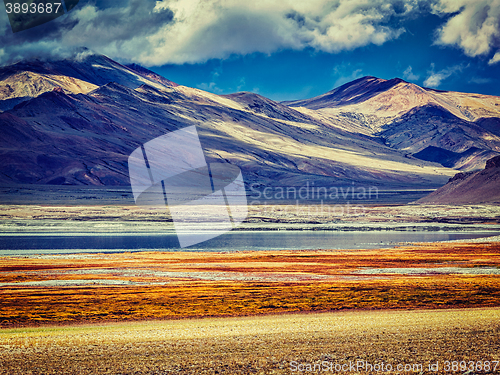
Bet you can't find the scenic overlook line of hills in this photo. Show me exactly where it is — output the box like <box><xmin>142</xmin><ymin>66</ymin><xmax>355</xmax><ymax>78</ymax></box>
<box><xmin>1</xmin><ymin>53</ymin><xmax>499</xmax><ymax>198</ymax></box>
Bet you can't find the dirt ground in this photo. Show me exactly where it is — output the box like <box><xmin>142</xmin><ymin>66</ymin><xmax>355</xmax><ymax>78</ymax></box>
<box><xmin>0</xmin><ymin>308</ymin><xmax>499</xmax><ymax>374</ymax></box>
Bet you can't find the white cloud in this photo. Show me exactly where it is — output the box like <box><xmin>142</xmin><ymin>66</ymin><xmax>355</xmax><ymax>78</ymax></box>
<box><xmin>3</xmin><ymin>0</ymin><xmax>498</xmax><ymax>67</ymax></box>
<box><xmin>197</xmin><ymin>81</ymin><xmax>224</xmax><ymax>93</ymax></box>
<box><xmin>197</xmin><ymin>66</ymin><xmax>225</xmax><ymax>93</ymax></box>
<box><xmin>403</xmin><ymin>66</ymin><xmax>419</xmax><ymax>81</ymax></box>
<box><xmin>423</xmin><ymin>63</ymin><xmax>464</xmax><ymax>88</ymax></box>
<box><xmin>0</xmin><ymin>0</ymin><xmax>413</xmax><ymax>66</ymax></box>
<box><xmin>424</xmin><ymin>73</ymin><xmax>445</xmax><ymax>88</ymax></box>
<box><xmin>432</xmin><ymin>0</ymin><xmax>500</xmax><ymax>57</ymax></box>
<box><xmin>0</xmin><ymin>0</ymin><xmax>174</xmax><ymax>65</ymax></box>
<box><xmin>489</xmin><ymin>51</ymin><xmax>500</xmax><ymax>64</ymax></box>
<box><xmin>236</xmin><ymin>77</ymin><xmax>246</xmax><ymax>92</ymax></box>
<box><xmin>142</xmin><ymin>0</ymin><xmax>409</xmax><ymax>65</ymax></box>
<box><xmin>468</xmin><ymin>76</ymin><xmax>492</xmax><ymax>84</ymax></box>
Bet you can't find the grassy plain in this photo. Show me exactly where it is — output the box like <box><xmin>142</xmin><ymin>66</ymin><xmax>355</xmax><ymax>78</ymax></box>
<box><xmin>1</xmin><ymin>241</ymin><xmax>499</xmax><ymax>325</ymax></box>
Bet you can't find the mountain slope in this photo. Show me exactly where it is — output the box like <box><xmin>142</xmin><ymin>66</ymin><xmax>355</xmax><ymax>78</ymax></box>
<box><xmin>283</xmin><ymin>77</ymin><xmax>406</xmax><ymax>109</ymax></box>
<box><xmin>0</xmin><ymin>56</ymin><xmax>457</xmax><ymax>188</ymax></box>
<box><xmin>3</xmin><ymin>55</ymin><xmax>500</xmax><ymax>189</ymax></box>
<box><xmin>285</xmin><ymin>76</ymin><xmax>500</xmax><ymax>123</ymax></box>
<box><xmin>378</xmin><ymin>104</ymin><xmax>500</xmax><ymax>169</ymax></box>
<box><xmin>416</xmin><ymin>155</ymin><xmax>500</xmax><ymax>204</ymax></box>
<box><xmin>0</xmin><ymin>82</ymin><xmax>453</xmax><ymax>187</ymax></box>
<box><xmin>0</xmin><ymin>53</ymin><xmax>176</xmax><ymax>112</ymax></box>
<box><xmin>285</xmin><ymin>77</ymin><xmax>500</xmax><ymax>170</ymax></box>
<box><xmin>126</xmin><ymin>64</ymin><xmax>178</xmax><ymax>88</ymax></box>
<box><xmin>0</xmin><ymin>72</ymin><xmax>98</xmax><ymax>112</ymax></box>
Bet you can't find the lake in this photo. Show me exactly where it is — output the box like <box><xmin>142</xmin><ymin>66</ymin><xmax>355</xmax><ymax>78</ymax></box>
<box><xmin>1</xmin><ymin>229</ymin><xmax>499</xmax><ymax>255</ymax></box>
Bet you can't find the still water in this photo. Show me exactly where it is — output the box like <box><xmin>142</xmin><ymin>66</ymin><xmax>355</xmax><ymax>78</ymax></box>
<box><xmin>0</xmin><ymin>230</ymin><xmax>499</xmax><ymax>255</ymax></box>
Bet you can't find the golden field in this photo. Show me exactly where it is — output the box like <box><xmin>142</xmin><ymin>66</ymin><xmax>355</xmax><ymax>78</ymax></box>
<box><xmin>0</xmin><ymin>308</ymin><xmax>499</xmax><ymax>374</ymax></box>
<box><xmin>1</xmin><ymin>241</ymin><xmax>499</xmax><ymax>326</ymax></box>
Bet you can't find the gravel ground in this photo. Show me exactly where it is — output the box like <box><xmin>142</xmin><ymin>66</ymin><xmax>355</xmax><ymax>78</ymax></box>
<box><xmin>1</xmin><ymin>308</ymin><xmax>499</xmax><ymax>374</ymax></box>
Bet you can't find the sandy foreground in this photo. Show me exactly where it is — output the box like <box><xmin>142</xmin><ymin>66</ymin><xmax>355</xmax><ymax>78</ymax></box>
<box><xmin>0</xmin><ymin>308</ymin><xmax>499</xmax><ymax>374</ymax></box>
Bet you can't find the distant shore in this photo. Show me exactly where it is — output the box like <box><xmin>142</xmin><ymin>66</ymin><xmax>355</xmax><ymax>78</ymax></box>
<box><xmin>1</xmin><ymin>203</ymin><xmax>500</xmax><ymax>233</ymax></box>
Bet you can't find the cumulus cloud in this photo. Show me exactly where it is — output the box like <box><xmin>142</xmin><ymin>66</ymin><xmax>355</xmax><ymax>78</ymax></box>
<box><xmin>0</xmin><ymin>0</ymin><xmax>415</xmax><ymax>66</ymax></box>
<box><xmin>0</xmin><ymin>0</ymin><xmax>174</xmax><ymax>65</ymax></box>
<box><xmin>2</xmin><ymin>0</ymin><xmax>498</xmax><ymax>67</ymax></box>
<box><xmin>432</xmin><ymin>0</ymin><xmax>500</xmax><ymax>57</ymax></box>
<box><xmin>402</xmin><ymin>66</ymin><xmax>419</xmax><ymax>81</ymax></box>
<box><xmin>423</xmin><ymin>63</ymin><xmax>464</xmax><ymax>88</ymax></box>
<box><xmin>144</xmin><ymin>0</ymin><xmax>411</xmax><ymax>65</ymax></box>
<box><xmin>489</xmin><ymin>51</ymin><xmax>500</xmax><ymax>64</ymax></box>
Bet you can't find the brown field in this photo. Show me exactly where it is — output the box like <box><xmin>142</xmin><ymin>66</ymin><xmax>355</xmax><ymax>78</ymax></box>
<box><xmin>1</xmin><ymin>241</ymin><xmax>499</xmax><ymax>326</ymax></box>
<box><xmin>0</xmin><ymin>308</ymin><xmax>499</xmax><ymax>374</ymax></box>
<box><xmin>0</xmin><ymin>240</ymin><xmax>499</xmax><ymax>373</ymax></box>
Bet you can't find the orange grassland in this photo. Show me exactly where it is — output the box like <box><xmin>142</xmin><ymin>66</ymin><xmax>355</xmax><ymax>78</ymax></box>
<box><xmin>1</xmin><ymin>241</ymin><xmax>500</xmax><ymax>327</ymax></box>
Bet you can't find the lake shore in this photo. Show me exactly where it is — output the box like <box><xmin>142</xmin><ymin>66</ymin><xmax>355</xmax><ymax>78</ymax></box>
<box><xmin>1</xmin><ymin>204</ymin><xmax>500</xmax><ymax>234</ymax></box>
<box><xmin>1</xmin><ymin>203</ymin><xmax>499</xmax><ymax>373</ymax></box>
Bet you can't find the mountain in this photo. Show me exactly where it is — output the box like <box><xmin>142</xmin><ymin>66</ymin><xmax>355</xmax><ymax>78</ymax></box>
<box><xmin>416</xmin><ymin>155</ymin><xmax>500</xmax><ymax>204</ymax></box>
<box><xmin>284</xmin><ymin>76</ymin><xmax>500</xmax><ymax>123</ymax></box>
<box><xmin>1</xmin><ymin>54</ymin><xmax>498</xmax><ymax>191</ymax></box>
<box><xmin>0</xmin><ymin>52</ymin><xmax>176</xmax><ymax>112</ymax></box>
<box><xmin>284</xmin><ymin>76</ymin><xmax>500</xmax><ymax>170</ymax></box>
<box><xmin>126</xmin><ymin>64</ymin><xmax>178</xmax><ymax>88</ymax></box>
<box><xmin>283</xmin><ymin>77</ymin><xmax>407</xmax><ymax>109</ymax></box>
<box><xmin>1</xmin><ymin>81</ymin><xmax>448</xmax><ymax>188</ymax></box>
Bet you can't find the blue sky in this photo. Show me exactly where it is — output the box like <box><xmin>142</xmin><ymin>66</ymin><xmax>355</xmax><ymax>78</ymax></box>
<box><xmin>153</xmin><ymin>13</ymin><xmax>500</xmax><ymax>100</ymax></box>
<box><xmin>2</xmin><ymin>0</ymin><xmax>500</xmax><ymax>101</ymax></box>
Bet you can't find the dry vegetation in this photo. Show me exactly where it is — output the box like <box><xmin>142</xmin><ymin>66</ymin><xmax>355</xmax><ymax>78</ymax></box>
<box><xmin>1</xmin><ymin>205</ymin><xmax>499</xmax><ymax>373</ymax></box>
<box><xmin>0</xmin><ymin>308</ymin><xmax>499</xmax><ymax>374</ymax></box>
<box><xmin>1</xmin><ymin>242</ymin><xmax>499</xmax><ymax>326</ymax></box>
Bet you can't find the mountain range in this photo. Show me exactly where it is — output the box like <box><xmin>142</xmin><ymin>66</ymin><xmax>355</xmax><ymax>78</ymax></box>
<box><xmin>1</xmin><ymin>53</ymin><xmax>499</xmax><ymax>192</ymax></box>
